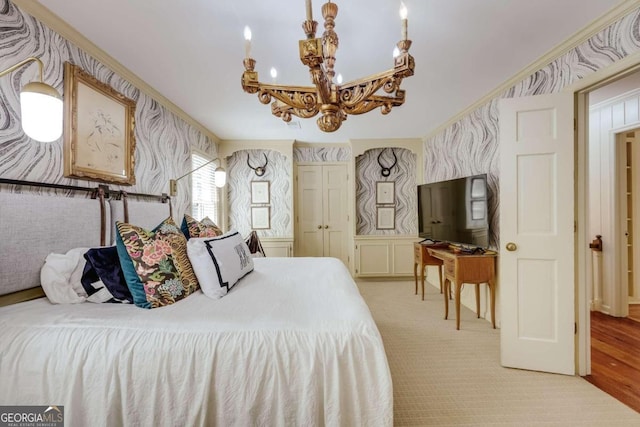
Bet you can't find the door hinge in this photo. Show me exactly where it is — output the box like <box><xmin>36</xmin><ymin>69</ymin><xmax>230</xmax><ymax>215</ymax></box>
<box><xmin>355</xmin><ymin>244</ymin><xmax>358</xmax><ymax>250</ymax></box>
<box><xmin>574</xmin><ymin>323</ymin><xmax>577</xmax><ymax>334</ymax></box>
<box><xmin>355</xmin><ymin>268</ymin><xmax>358</xmax><ymax>274</ymax></box>
<box><xmin>574</xmin><ymin>221</ymin><xmax>577</xmax><ymax>232</ymax></box>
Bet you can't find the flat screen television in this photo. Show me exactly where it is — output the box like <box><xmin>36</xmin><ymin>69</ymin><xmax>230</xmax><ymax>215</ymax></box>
<box><xmin>417</xmin><ymin>174</ymin><xmax>490</xmax><ymax>247</ymax></box>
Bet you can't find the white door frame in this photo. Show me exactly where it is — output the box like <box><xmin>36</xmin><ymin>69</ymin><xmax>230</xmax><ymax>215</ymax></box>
<box><xmin>570</xmin><ymin>51</ymin><xmax>640</xmax><ymax>376</ymax></box>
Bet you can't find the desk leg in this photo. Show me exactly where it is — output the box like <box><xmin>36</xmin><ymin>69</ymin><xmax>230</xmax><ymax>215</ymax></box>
<box><xmin>455</xmin><ymin>280</ymin><xmax>462</xmax><ymax>330</ymax></box>
<box><xmin>414</xmin><ymin>262</ymin><xmax>418</xmax><ymax>295</ymax></box>
<box><xmin>489</xmin><ymin>280</ymin><xmax>496</xmax><ymax>329</ymax></box>
<box><xmin>443</xmin><ymin>279</ymin><xmax>450</xmax><ymax>320</ymax></box>
<box><xmin>475</xmin><ymin>284</ymin><xmax>480</xmax><ymax>318</ymax></box>
<box><xmin>421</xmin><ymin>264</ymin><xmax>426</xmax><ymax>301</ymax></box>
<box><xmin>438</xmin><ymin>265</ymin><xmax>443</xmax><ymax>294</ymax></box>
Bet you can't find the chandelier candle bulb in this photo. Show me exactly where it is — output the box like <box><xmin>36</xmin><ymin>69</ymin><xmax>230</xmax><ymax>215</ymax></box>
<box><xmin>306</xmin><ymin>0</ymin><xmax>313</xmax><ymax>21</ymax></box>
<box><xmin>244</xmin><ymin>26</ymin><xmax>252</xmax><ymax>58</ymax></box>
<box><xmin>400</xmin><ymin>2</ymin><xmax>408</xmax><ymax>40</ymax></box>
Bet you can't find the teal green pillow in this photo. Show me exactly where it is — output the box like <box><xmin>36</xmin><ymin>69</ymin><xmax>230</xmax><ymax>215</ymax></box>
<box><xmin>116</xmin><ymin>226</ymin><xmax>150</xmax><ymax>309</ymax></box>
<box><xmin>115</xmin><ymin>217</ymin><xmax>184</xmax><ymax>309</ymax></box>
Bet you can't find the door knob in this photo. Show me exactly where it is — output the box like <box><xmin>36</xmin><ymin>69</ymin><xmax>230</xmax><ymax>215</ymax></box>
<box><xmin>506</xmin><ymin>242</ymin><xmax>517</xmax><ymax>252</ymax></box>
<box><xmin>317</xmin><ymin>225</ymin><xmax>322</xmax><ymax>229</ymax></box>
<box><xmin>324</xmin><ymin>225</ymin><xmax>329</xmax><ymax>229</ymax></box>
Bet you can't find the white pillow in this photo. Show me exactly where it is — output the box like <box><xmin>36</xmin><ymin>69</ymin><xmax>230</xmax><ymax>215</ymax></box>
<box><xmin>40</xmin><ymin>247</ymin><xmax>90</xmax><ymax>304</ymax></box>
<box><xmin>187</xmin><ymin>230</ymin><xmax>254</xmax><ymax>300</ymax></box>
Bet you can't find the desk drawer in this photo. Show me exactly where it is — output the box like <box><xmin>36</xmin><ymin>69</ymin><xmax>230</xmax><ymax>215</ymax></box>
<box><xmin>444</xmin><ymin>258</ymin><xmax>455</xmax><ymax>276</ymax></box>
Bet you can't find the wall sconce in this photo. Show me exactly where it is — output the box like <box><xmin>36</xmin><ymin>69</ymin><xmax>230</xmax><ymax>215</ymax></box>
<box><xmin>169</xmin><ymin>157</ymin><xmax>226</xmax><ymax>196</ymax></box>
<box><xmin>0</xmin><ymin>57</ymin><xmax>63</xmax><ymax>142</ymax></box>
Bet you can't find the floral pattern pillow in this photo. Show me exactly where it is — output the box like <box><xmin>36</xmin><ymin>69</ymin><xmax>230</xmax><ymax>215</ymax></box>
<box><xmin>116</xmin><ymin>218</ymin><xmax>199</xmax><ymax>308</ymax></box>
<box><xmin>181</xmin><ymin>214</ymin><xmax>223</xmax><ymax>239</ymax></box>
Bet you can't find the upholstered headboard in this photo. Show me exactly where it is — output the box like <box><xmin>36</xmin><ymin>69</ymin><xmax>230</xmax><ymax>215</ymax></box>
<box><xmin>109</xmin><ymin>199</ymin><xmax>172</xmax><ymax>244</ymax></box>
<box><xmin>0</xmin><ymin>192</ymin><xmax>108</xmax><ymax>298</ymax></box>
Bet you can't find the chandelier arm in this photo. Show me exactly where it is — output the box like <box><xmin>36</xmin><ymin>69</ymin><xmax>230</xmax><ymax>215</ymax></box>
<box><xmin>341</xmin><ymin>93</ymin><xmax>405</xmax><ymax>116</ymax></box>
<box><xmin>272</xmin><ymin>102</ymin><xmax>320</xmax><ymax>120</ymax></box>
<box><xmin>339</xmin><ymin>69</ymin><xmax>393</xmax><ymax>88</ymax></box>
<box><xmin>338</xmin><ymin>73</ymin><xmax>402</xmax><ymax>108</ymax></box>
<box><xmin>255</xmin><ymin>84</ymin><xmax>319</xmax><ymax>111</ymax></box>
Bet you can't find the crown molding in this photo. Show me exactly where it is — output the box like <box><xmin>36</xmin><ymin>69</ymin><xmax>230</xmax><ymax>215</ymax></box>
<box><xmin>293</xmin><ymin>141</ymin><xmax>351</xmax><ymax>149</ymax></box>
<box><xmin>218</xmin><ymin>139</ymin><xmax>295</xmax><ymax>160</ymax></box>
<box><xmin>425</xmin><ymin>0</ymin><xmax>640</xmax><ymax>141</ymax></box>
<box><xmin>12</xmin><ymin>0</ymin><xmax>220</xmax><ymax>143</ymax></box>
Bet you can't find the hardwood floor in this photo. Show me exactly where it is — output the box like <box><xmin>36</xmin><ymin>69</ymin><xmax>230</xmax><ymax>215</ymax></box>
<box><xmin>586</xmin><ymin>310</ymin><xmax>640</xmax><ymax>413</ymax></box>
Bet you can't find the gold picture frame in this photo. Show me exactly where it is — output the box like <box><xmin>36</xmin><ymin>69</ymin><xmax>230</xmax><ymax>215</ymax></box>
<box><xmin>251</xmin><ymin>180</ymin><xmax>270</xmax><ymax>204</ymax></box>
<box><xmin>376</xmin><ymin>181</ymin><xmax>395</xmax><ymax>205</ymax></box>
<box><xmin>63</xmin><ymin>62</ymin><xmax>136</xmax><ymax>185</ymax></box>
<box><xmin>251</xmin><ymin>206</ymin><xmax>271</xmax><ymax>230</ymax></box>
<box><xmin>376</xmin><ymin>206</ymin><xmax>396</xmax><ymax>230</ymax></box>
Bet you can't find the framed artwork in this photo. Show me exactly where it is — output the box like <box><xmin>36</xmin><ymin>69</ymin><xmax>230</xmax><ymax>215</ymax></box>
<box><xmin>376</xmin><ymin>206</ymin><xmax>396</xmax><ymax>230</ymax></box>
<box><xmin>63</xmin><ymin>62</ymin><xmax>136</xmax><ymax>185</ymax></box>
<box><xmin>251</xmin><ymin>206</ymin><xmax>271</xmax><ymax>229</ymax></box>
<box><xmin>251</xmin><ymin>180</ymin><xmax>270</xmax><ymax>204</ymax></box>
<box><xmin>376</xmin><ymin>181</ymin><xmax>395</xmax><ymax>205</ymax></box>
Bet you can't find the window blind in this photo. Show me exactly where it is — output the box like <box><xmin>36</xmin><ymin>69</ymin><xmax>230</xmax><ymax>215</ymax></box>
<box><xmin>191</xmin><ymin>152</ymin><xmax>220</xmax><ymax>223</ymax></box>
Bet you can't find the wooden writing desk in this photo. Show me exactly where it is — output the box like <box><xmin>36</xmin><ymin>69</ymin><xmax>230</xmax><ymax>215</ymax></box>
<box><xmin>427</xmin><ymin>247</ymin><xmax>497</xmax><ymax>330</ymax></box>
<box><xmin>413</xmin><ymin>242</ymin><xmax>444</xmax><ymax>300</ymax></box>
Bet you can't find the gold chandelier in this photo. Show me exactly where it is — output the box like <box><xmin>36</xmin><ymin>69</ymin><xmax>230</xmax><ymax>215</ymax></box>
<box><xmin>241</xmin><ymin>0</ymin><xmax>415</xmax><ymax>133</ymax></box>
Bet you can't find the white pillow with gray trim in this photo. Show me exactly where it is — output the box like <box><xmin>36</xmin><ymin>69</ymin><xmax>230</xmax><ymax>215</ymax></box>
<box><xmin>187</xmin><ymin>230</ymin><xmax>254</xmax><ymax>300</ymax></box>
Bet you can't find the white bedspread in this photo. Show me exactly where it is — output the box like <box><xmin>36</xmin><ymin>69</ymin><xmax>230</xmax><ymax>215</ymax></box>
<box><xmin>0</xmin><ymin>257</ymin><xmax>392</xmax><ymax>427</ymax></box>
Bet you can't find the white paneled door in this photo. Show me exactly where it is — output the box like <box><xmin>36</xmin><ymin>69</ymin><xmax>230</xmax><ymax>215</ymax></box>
<box><xmin>296</xmin><ymin>164</ymin><xmax>348</xmax><ymax>264</ymax></box>
<box><xmin>499</xmin><ymin>93</ymin><xmax>575</xmax><ymax>375</ymax></box>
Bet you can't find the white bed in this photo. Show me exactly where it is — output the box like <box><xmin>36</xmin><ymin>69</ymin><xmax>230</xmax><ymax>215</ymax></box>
<box><xmin>0</xmin><ymin>191</ymin><xmax>392</xmax><ymax>426</ymax></box>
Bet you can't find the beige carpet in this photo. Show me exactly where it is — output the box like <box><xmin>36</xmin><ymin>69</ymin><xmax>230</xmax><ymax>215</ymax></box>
<box><xmin>357</xmin><ymin>279</ymin><xmax>640</xmax><ymax>426</ymax></box>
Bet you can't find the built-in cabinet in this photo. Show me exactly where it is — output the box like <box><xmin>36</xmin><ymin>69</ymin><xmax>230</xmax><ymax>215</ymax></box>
<box><xmin>295</xmin><ymin>164</ymin><xmax>349</xmax><ymax>265</ymax></box>
<box><xmin>354</xmin><ymin>236</ymin><xmax>418</xmax><ymax>277</ymax></box>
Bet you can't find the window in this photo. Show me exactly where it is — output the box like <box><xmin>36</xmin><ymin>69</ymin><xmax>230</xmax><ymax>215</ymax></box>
<box><xmin>191</xmin><ymin>151</ymin><xmax>220</xmax><ymax>224</ymax></box>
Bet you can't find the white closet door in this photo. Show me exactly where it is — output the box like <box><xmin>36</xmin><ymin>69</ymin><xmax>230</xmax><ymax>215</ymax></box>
<box><xmin>296</xmin><ymin>164</ymin><xmax>348</xmax><ymax>265</ymax></box>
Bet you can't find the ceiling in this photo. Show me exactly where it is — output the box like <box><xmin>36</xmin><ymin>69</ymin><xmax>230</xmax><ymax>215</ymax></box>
<box><xmin>35</xmin><ymin>0</ymin><xmax>622</xmax><ymax>143</ymax></box>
